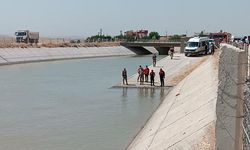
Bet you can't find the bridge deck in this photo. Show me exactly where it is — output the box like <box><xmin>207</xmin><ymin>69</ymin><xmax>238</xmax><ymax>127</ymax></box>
<box><xmin>120</xmin><ymin>41</ymin><xmax>182</xmax><ymax>47</ymax></box>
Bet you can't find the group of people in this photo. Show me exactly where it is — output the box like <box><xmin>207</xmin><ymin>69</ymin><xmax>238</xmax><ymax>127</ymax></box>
<box><xmin>137</xmin><ymin>65</ymin><xmax>151</xmax><ymax>85</ymax></box>
<box><xmin>122</xmin><ymin>66</ymin><xmax>166</xmax><ymax>87</ymax></box>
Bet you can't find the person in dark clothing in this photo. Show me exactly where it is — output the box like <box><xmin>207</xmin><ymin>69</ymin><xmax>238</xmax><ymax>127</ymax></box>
<box><xmin>211</xmin><ymin>43</ymin><xmax>215</xmax><ymax>55</ymax></box>
<box><xmin>205</xmin><ymin>43</ymin><xmax>208</xmax><ymax>55</ymax></box>
<box><xmin>122</xmin><ymin>68</ymin><xmax>128</xmax><ymax>85</ymax></box>
<box><xmin>169</xmin><ymin>46</ymin><xmax>174</xmax><ymax>59</ymax></box>
<box><xmin>150</xmin><ymin>70</ymin><xmax>155</xmax><ymax>86</ymax></box>
<box><xmin>137</xmin><ymin>65</ymin><xmax>142</xmax><ymax>82</ymax></box>
<box><xmin>159</xmin><ymin>68</ymin><xmax>165</xmax><ymax>87</ymax></box>
<box><xmin>152</xmin><ymin>54</ymin><xmax>157</xmax><ymax>67</ymax></box>
<box><xmin>144</xmin><ymin>66</ymin><xmax>150</xmax><ymax>82</ymax></box>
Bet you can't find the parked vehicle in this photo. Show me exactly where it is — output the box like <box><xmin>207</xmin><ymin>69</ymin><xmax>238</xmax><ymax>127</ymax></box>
<box><xmin>15</xmin><ymin>30</ymin><xmax>39</xmax><ymax>44</ymax></box>
<box><xmin>184</xmin><ymin>37</ymin><xmax>210</xmax><ymax>56</ymax></box>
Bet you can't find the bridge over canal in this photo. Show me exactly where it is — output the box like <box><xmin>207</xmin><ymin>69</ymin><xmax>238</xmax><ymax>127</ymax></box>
<box><xmin>120</xmin><ymin>41</ymin><xmax>185</xmax><ymax>55</ymax></box>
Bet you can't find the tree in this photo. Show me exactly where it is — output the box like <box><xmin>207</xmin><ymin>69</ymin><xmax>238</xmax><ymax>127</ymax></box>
<box><xmin>149</xmin><ymin>32</ymin><xmax>160</xmax><ymax>40</ymax></box>
<box><xmin>199</xmin><ymin>31</ymin><xmax>204</xmax><ymax>36</ymax></box>
<box><xmin>169</xmin><ymin>35</ymin><xmax>181</xmax><ymax>42</ymax></box>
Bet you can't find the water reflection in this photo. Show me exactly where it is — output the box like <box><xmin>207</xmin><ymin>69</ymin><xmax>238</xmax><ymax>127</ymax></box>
<box><xmin>160</xmin><ymin>88</ymin><xmax>165</xmax><ymax>98</ymax></box>
<box><xmin>136</xmin><ymin>88</ymin><xmax>163</xmax><ymax>98</ymax></box>
<box><xmin>121</xmin><ymin>87</ymin><xmax>167</xmax><ymax>102</ymax></box>
<box><xmin>122</xmin><ymin>87</ymin><xmax>128</xmax><ymax>97</ymax></box>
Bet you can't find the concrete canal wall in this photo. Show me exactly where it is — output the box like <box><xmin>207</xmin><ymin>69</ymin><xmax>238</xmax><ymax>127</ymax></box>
<box><xmin>0</xmin><ymin>46</ymin><xmax>135</xmax><ymax>65</ymax></box>
<box><xmin>216</xmin><ymin>44</ymin><xmax>247</xmax><ymax>150</ymax></box>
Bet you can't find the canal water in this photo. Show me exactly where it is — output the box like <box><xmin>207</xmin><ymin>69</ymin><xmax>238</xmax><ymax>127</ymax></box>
<box><xmin>0</xmin><ymin>55</ymin><xmax>168</xmax><ymax>150</ymax></box>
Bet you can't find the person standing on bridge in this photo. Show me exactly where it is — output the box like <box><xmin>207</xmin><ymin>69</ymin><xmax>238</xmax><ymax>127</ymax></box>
<box><xmin>122</xmin><ymin>68</ymin><xmax>128</xmax><ymax>85</ymax></box>
<box><xmin>159</xmin><ymin>68</ymin><xmax>165</xmax><ymax>87</ymax></box>
<box><xmin>150</xmin><ymin>70</ymin><xmax>155</xmax><ymax>86</ymax></box>
<box><xmin>152</xmin><ymin>53</ymin><xmax>157</xmax><ymax>67</ymax></box>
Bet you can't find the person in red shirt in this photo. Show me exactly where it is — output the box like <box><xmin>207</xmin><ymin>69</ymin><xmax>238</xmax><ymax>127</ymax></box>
<box><xmin>144</xmin><ymin>66</ymin><xmax>150</xmax><ymax>82</ymax></box>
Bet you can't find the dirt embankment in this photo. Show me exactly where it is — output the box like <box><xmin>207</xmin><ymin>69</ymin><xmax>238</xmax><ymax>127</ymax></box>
<box><xmin>0</xmin><ymin>37</ymin><xmax>120</xmax><ymax>48</ymax></box>
<box><xmin>0</xmin><ymin>42</ymin><xmax>120</xmax><ymax>48</ymax></box>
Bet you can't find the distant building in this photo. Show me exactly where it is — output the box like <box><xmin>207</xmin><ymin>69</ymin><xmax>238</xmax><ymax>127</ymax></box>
<box><xmin>194</xmin><ymin>32</ymin><xmax>210</xmax><ymax>37</ymax></box>
<box><xmin>136</xmin><ymin>30</ymin><xmax>148</xmax><ymax>38</ymax></box>
<box><xmin>210</xmin><ymin>31</ymin><xmax>231</xmax><ymax>44</ymax></box>
<box><xmin>124</xmin><ymin>30</ymin><xmax>148</xmax><ymax>38</ymax></box>
<box><xmin>124</xmin><ymin>30</ymin><xmax>135</xmax><ymax>36</ymax></box>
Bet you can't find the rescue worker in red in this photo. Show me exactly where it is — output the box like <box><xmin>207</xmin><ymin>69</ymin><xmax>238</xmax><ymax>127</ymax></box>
<box><xmin>150</xmin><ymin>70</ymin><xmax>155</xmax><ymax>86</ymax></box>
<box><xmin>159</xmin><ymin>68</ymin><xmax>165</xmax><ymax>87</ymax></box>
<box><xmin>144</xmin><ymin>66</ymin><xmax>150</xmax><ymax>82</ymax></box>
<box><xmin>122</xmin><ymin>68</ymin><xmax>128</xmax><ymax>85</ymax></box>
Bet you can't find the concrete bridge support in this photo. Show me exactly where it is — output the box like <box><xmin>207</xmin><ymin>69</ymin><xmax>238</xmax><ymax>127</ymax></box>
<box><xmin>180</xmin><ymin>39</ymin><xmax>185</xmax><ymax>53</ymax></box>
<box><xmin>154</xmin><ymin>47</ymin><xmax>170</xmax><ymax>55</ymax></box>
<box><xmin>122</xmin><ymin>46</ymin><xmax>152</xmax><ymax>55</ymax></box>
<box><xmin>120</xmin><ymin>42</ymin><xmax>182</xmax><ymax>55</ymax></box>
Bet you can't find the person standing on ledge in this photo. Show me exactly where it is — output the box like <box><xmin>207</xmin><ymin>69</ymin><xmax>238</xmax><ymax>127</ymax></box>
<box><xmin>150</xmin><ymin>70</ymin><xmax>155</xmax><ymax>86</ymax></box>
<box><xmin>144</xmin><ymin>66</ymin><xmax>150</xmax><ymax>82</ymax></box>
<box><xmin>122</xmin><ymin>68</ymin><xmax>128</xmax><ymax>85</ymax></box>
<box><xmin>152</xmin><ymin>53</ymin><xmax>157</xmax><ymax>67</ymax></box>
<box><xmin>159</xmin><ymin>68</ymin><xmax>165</xmax><ymax>87</ymax></box>
<box><xmin>137</xmin><ymin>65</ymin><xmax>142</xmax><ymax>82</ymax></box>
<box><xmin>139</xmin><ymin>66</ymin><xmax>144</xmax><ymax>85</ymax></box>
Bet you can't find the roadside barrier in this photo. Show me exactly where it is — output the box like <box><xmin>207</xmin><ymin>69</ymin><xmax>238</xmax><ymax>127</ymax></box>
<box><xmin>244</xmin><ymin>44</ymin><xmax>250</xmax><ymax>150</ymax></box>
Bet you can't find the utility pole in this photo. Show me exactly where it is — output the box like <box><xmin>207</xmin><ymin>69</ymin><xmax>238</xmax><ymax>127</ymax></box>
<box><xmin>100</xmin><ymin>28</ymin><xmax>103</xmax><ymax>36</ymax></box>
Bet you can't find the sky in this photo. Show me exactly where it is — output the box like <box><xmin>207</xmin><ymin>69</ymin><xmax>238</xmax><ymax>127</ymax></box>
<box><xmin>0</xmin><ymin>0</ymin><xmax>249</xmax><ymax>38</ymax></box>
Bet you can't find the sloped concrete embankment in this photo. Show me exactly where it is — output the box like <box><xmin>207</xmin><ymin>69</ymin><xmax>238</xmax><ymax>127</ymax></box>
<box><xmin>127</xmin><ymin>55</ymin><xmax>218</xmax><ymax>150</ymax></box>
<box><xmin>0</xmin><ymin>46</ymin><xmax>135</xmax><ymax>65</ymax></box>
<box><xmin>216</xmin><ymin>44</ymin><xmax>247</xmax><ymax>150</ymax></box>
